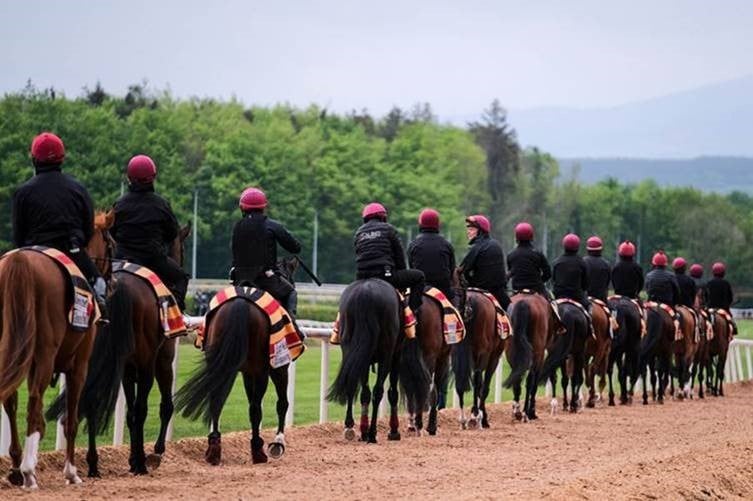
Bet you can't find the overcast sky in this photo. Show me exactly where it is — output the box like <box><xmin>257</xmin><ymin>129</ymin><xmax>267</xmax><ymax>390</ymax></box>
<box><xmin>2</xmin><ymin>0</ymin><xmax>752</xmax><ymax>118</ymax></box>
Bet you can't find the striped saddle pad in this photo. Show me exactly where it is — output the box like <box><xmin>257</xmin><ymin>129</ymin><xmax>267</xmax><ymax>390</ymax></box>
<box><xmin>330</xmin><ymin>289</ymin><xmax>416</xmax><ymax>345</ymax></box>
<box><xmin>644</xmin><ymin>301</ymin><xmax>682</xmax><ymax>341</ymax></box>
<box><xmin>609</xmin><ymin>295</ymin><xmax>647</xmax><ymax>338</ymax></box>
<box><xmin>422</xmin><ymin>287</ymin><xmax>464</xmax><ymax>345</ymax></box>
<box><xmin>198</xmin><ymin>286</ymin><xmax>305</xmax><ymax>369</ymax></box>
<box><xmin>114</xmin><ymin>262</ymin><xmax>186</xmax><ymax>338</ymax></box>
<box><xmin>589</xmin><ymin>297</ymin><xmax>620</xmax><ymax>333</ymax></box>
<box><xmin>467</xmin><ymin>288</ymin><xmax>512</xmax><ymax>339</ymax></box>
<box><xmin>708</xmin><ymin>308</ymin><xmax>736</xmax><ymax>341</ymax></box>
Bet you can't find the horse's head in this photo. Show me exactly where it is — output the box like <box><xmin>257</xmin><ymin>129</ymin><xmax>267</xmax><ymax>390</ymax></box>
<box><xmin>277</xmin><ymin>256</ymin><xmax>299</xmax><ymax>283</ymax></box>
<box><xmin>170</xmin><ymin>224</ymin><xmax>191</xmax><ymax>267</ymax></box>
<box><xmin>89</xmin><ymin>210</ymin><xmax>116</xmax><ymax>278</ymax></box>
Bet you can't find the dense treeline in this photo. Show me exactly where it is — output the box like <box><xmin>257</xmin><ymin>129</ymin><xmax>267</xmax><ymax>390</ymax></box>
<box><xmin>1</xmin><ymin>83</ymin><xmax>752</xmax><ymax>299</ymax></box>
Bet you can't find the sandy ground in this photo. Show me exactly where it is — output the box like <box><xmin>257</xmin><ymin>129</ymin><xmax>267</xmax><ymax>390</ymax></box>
<box><xmin>2</xmin><ymin>383</ymin><xmax>753</xmax><ymax>500</ymax></box>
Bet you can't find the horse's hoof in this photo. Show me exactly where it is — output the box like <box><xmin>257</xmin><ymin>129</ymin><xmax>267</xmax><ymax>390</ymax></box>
<box><xmin>343</xmin><ymin>427</ymin><xmax>356</xmax><ymax>441</ymax></box>
<box><xmin>367</xmin><ymin>433</ymin><xmax>378</xmax><ymax>444</ymax></box>
<box><xmin>388</xmin><ymin>431</ymin><xmax>401</xmax><ymax>441</ymax></box>
<box><xmin>586</xmin><ymin>400</ymin><xmax>595</xmax><ymax>409</ymax></box>
<box><xmin>8</xmin><ymin>468</ymin><xmax>23</xmax><ymax>486</ymax></box>
<box><xmin>514</xmin><ymin>411</ymin><xmax>523</xmax><ymax>422</ymax></box>
<box><xmin>252</xmin><ymin>448</ymin><xmax>268</xmax><ymax>464</ymax></box>
<box><xmin>87</xmin><ymin>469</ymin><xmax>101</xmax><ymax>479</ymax></box>
<box><xmin>131</xmin><ymin>466</ymin><xmax>148</xmax><ymax>476</ymax></box>
<box><xmin>407</xmin><ymin>424</ymin><xmax>417</xmax><ymax>434</ymax></box>
<box><xmin>467</xmin><ymin>417</ymin><xmax>478</xmax><ymax>428</ymax></box>
<box><xmin>481</xmin><ymin>420</ymin><xmax>490</xmax><ymax>429</ymax></box>
<box><xmin>268</xmin><ymin>442</ymin><xmax>285</xmax><ymax>459</ymax></box>
<box><xmin>427</xmin><ymin>428</ymin><xmax>437</xmax><ymax>436</ymax></box>
<box><xmin>65</xmin><ymin>474</ymin><xmax>83</xmax><ymax>485</ymax></box>
<box><xmin>145</xmin><ymin>453</ymin><xmax>162</xmax><ymax>470</ymax></box>
<box><xmin>608</xmin><ymin>400</ymin><xmax>616</xmax><ymax>407</ymax></box>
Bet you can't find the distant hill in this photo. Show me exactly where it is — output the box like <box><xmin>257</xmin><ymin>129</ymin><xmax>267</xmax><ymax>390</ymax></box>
<box><xmin>504</xmin><ymin>75</ymin><xmax>753</xmax><ymax>158</ymax></box>
<box><xmin>558</xmin><ymin>156</ymin><xmax>753</xmax><ymax>193</ymax></box>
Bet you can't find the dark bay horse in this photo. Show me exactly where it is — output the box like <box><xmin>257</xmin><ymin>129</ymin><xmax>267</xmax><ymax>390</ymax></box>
<box><xmin>402</xmin><ymin>293</ymin><xmax>450</xmax><ymax>435</ymax></box>
<box><xmin>706</xmin><ymin>313</ymin><xmax>731</xmax><ymax>396</ymax></box>
<box><xmin>175</xmin><ymin>296</ymin><xmax>289</xmax><ymax>465</ymax></box>
<box><xmin>48</xmin><ymin>213</ymin><xmax>191</xmax><ymax>476</ymax></box>
<box><xmin>672</xmin><ymin>306</ymin><xmax>699</xmax><ymax>399</ymax></box>
<box><xmin>639</xmin><ymin>306</ymin><xmax>675</xmax><ymax>405</ymax></box>
<box><xmin>691</xmin><ymin>296</ymin><xmax>711</xmax><ymax>399</ymax></box>
<box><xmin>328</xmin><ymin>278</ymin><xmax>429</xmax><ymax>443</ymax></box>
<box><xmin>607</xmin><ymin>297</ymin><xmax>642</xmax><ymax>405</ymax></box>
<box><xmin>542</xmin><ymin>302</ymin><xmax>589</xmax><ymax>413</ymax></box>
<box><xmin>451</xmin><ymin>289</ymin><xmax>506</xmax><ymax>429</ymax></box>
<box><xmin>0</xmin><ymin>222</ymin><xmax>112</xmax><ymax>488</ymax></box>
<box><xmin>584</xmin><ymin>302</ymin><xmax>612</xmax><ymax>408</ymax></box>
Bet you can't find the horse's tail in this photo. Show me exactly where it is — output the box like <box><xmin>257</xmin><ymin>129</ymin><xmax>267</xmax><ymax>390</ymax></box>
<box><xmin>0</xmin><ymin>253</ymin><xmax>38</xmax><ymax>402</ymax></box>
<box><xmin>399</xmin><ymin>336</ymin><xmax>431</xmax><ymax>409</ymax></box>
<box><xmin>451</xmin><ymin>297</ymin><xmax>475</xmax><ymax>395</ymax></box>
<box><xmin>175</xmin><ymin>299</ymin><xmax>251</xmax><ymax>424</ymax></box>
<box><xmin>328</xmin><ymin>286</ymin><xmax>384</xmax><ymax>404</ymax></box>
<box><xmin>503</xmin><ymin>300</ymin><xmax>533</xmax><ymax>388</ymax></box>
<box><xmin>46</xmin><ymin>280</ymin><xmax>136</xmax><ymax>430</ymax></box>
<box><xmin>538</xmin><ymin>306</ymin><xmax>576</xmax><ymax>386</ymax></box>
<box><xmin>639</xmin><ymin>308</ymin><xmax>662</xmax><ymax>365</ymax></box>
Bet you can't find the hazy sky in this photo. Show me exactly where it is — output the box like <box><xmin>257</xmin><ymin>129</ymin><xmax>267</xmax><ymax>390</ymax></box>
<box><xmin>2</xmin><ymin>0</ymin><xmax>752</xmax><ymax>118</ymax></box>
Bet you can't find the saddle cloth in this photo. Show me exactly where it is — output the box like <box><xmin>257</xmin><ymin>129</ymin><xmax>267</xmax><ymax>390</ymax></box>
<box><xmin>330</xmin><ymin>290</ymin><xmax>416</xmax><ymax>345</ymax></box>
<box><xmin>2</xmin><ymin>246</ymin><xmax>99</xmax><ymax>331</ymax></box>
<box><xmin>708</xmin><ymin>308</ymin><xmax>736</xmax><ymax>342</ymax></box>
<box><xmin>114</xmin><ymin>262</ymin><xmax>186</xmax><ymax>338</ymax></box>
<box><xmin>644</xmin><ymin>301</ymin><xmax>682</xmax><ymax>341</ymax></box>
<box><xmin>697</xmin><ymin>308</ymin><xmax>715</xmax><ymax>341</ymax></box>
<box><xmin>608</xmin><ymin>295</ymin><xmax>647</xmax><ymax>338</ymax></box>
<box><xmin>676</xmin><ymin>305</ymin><xmax>701</xmax><ymax>343</ymax></box>
<box><xmin>422</xmin><ymin>287</ymin><xmax>464</xmax><ymax>344</ymax></box>
<box><xmin>468</xmin><ymin>288</ymin><xmax>512</xmax><ymax>339</ymax></box>
<box><xmin>589</xmin><ymin>297</ymin><xmax>620</xmax><ymax>334</ymax></box>
<box><xmin>197</xmin><ymin>286</ymin><xmax>305</xmax><ymax>369</ymax></box>
<box><xmin>554</xmin><ymin>297</ymin><xmax>595</xmax><ymax>339</ymax></box>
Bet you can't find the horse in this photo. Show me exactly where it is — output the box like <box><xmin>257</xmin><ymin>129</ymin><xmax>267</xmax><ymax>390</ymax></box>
<box><xmin>691</xmin><ymin>291</ymin><xmax>711</xmax><ymax>398</ymax></box>
<box><xmin>328</xmin><ymin>278</ymin><xmax>429</xmax><ymax>443</ymax></box>
<box><xmin>606</xmin><ymin>297</ymin><xmax>643</xmax><ymax>405</ymax></box>
<box><xmin>174</xmin><ymin>295</ymin><xmax>289</xmax><ymax>465</ymax></box>
<box><xmin>0</xmin><ymin>216</ymin><xmax>115</xmax><ymax>488</ymax></box>
<box><xmin>47</xmin><ymin>213</ymin><xmax>191</xmax><ymax>476</ymax></box>
<box><xmin>541</xmin><ymin>301</ymin><xmax>589</xmax><ymax>413</ymax></box>
<box><xmin>584</xmin><ymin>301</ymin><xmax>612</xmax><ymax>408</ymax></box>
<box><xmin>706</xmin><ymin>312</ymin><xmax>731</xmax><ymax>396</ymax></box>
<box><xmin>401</xmin><ymin>292</ymin><xmax>451</xmax><ymax>435</ymax></box>
<box><xmin>639</xmin><ymin>306</ymin><xmax>675</xmax><ymax>405</ymax></box>
<box><xmin>451</xmin><ymin>288</ymin><xmax>506</xmax><ymax>429</ymax></box>
<box><xmin>505</xmin><ymin>292</ymin><xmax>555</xmax><ymax>421</ymax></box>
<box><xmin>671</xmin><ymin>306</ymin><xmax>699</xmax><ymax>399</ymax></box>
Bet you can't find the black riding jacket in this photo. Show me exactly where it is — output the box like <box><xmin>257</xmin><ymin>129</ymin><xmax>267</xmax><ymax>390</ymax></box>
<box><xmin>552</xmin><ymin>252</ymin><xmax>589</xmax><ymax>301</ymax></box>
<box><xmin>706</xmin><ymin>277</ymin><xmax>734</xmax><ymax>310</ymax></box>
<box><xmin>460</xmin><ymin>233</ymin><xmax>506</xmax><ymax>291</ymax></box>
<box><xmin>645</xmin><ymin>267</ymin><xmax>680</xmax><ymax>306</ymax></box>
<box><xmin>408</xmin><ymin>229</ymin><xmax>455</xmax><ymax>293</ymax></box>
<box><xmin>611</xmin><ymin>258</ymin><xmax>644</xmax><ymax>298</ymax></box>
<box><xmin>675</xmin><ymin>272</ymin><xmax>697</xmax><ymax>308</ymax></box>
<box><xmin>584</xmin><ymin>253</ymin><xmax>611</xmax><ymax>301</ymax></box>
<box><xmin>354</xmin><ymin>219</ymin><xmax>406</xmax><ymax>274</ymax></box>
<box><xmin>112</xmin><ymin>184</ymin><xmax>179</xmax><ymax>259</ymax></box>
<box><xmin>12</xmin><ymin>165</ymin><xmax>94</xmax><ymax>248</ymax></box>
<box><xmin>231</xmin><ymin>212</ymin><xmax>301</xmax><ymax>270</ymax></box>
<box><xmin>693</xmin><ymin>278</ymin><xmax>707</xmax><ymax>305</ymax></box>
<box><xmin>507</xmin><ymin>242</ymin><xmax>551</xmax><ymax>292</ymax></box>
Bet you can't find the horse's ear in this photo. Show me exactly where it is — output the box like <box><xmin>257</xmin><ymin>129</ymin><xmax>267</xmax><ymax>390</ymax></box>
<box><xmin>105</xmin><ymin>209</ymin><xmax>115</xmax><ymax>229</ymax></box>
<box><xmin>180</xmin><ymin>224</ymin><xmax>191</xmax><ymax>241</ymax></box>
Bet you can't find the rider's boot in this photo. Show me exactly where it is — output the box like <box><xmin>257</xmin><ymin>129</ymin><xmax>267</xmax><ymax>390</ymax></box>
<box><xmin>93</xmin><ymin>277</ymin><xmax>109</xmax><ymax>325</ymax></box>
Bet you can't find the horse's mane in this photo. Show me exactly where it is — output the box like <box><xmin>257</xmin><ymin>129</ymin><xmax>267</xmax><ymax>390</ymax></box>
<box><xmin>94</xmin><ymin>210</ymin><xmax>114</xmax><ymax>231</ymax></box>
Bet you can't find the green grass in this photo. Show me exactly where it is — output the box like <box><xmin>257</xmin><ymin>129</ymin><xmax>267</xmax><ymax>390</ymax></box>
<box><xmin>8</xmin><ymin>319</ymin><xmax>753</xmax><ymax>452</ymax></box>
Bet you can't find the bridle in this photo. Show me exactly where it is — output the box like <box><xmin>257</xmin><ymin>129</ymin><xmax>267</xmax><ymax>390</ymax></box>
<box><xmin>91</xmin><ymin>227</ymin><xmax>116</xmax><ymax>280</ymax></box>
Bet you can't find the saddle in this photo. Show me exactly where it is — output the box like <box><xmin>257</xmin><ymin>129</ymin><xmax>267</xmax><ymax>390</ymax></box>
<box><xmin>515</xmin><ymin>289</ymin><xmax>565</xmax><ymax>333</ymax></box>
<box><xmin>589</xmin><ymin>297</ymin><xmax>620</xmax><ymax>336</ymax></box>
<box><xmin>696</xmin><ymin>308</ymin><xmax>715</xmax><ymax>341</ymax></box>
<box><xmin>609</xmin><ymin>295</ymin><xmax>647</xmax><ymax>338</ymax></box>
<box><xmin>330</xmin><ymin>288</ymin><xmax>416</xmax><ymax>345</ymax></box>
<box><xmin>114</xmin><ymin>262</ymin><xmax>186</xmax><ymax>338</ymax></box>
<box><xmin>708</xmin><ymin>308</ymin><xmax>736</xmax><ymax>341</ymax></box>
<box><xmin>467</xmin><ymin>288</ymin><xmax>513</xmax><ymax>339</ymax></box>
<box><xmin>676</xmin><ymin>305</ymin><xmax>701</xmax><ymax>343</ymax></box>
<box><xmin>198</xmin><ymin>286</ymin><xmax>305</xmax><ymax>368</ymax></box>
<box><xmin>2</xmin><ymin>246</ymin><xmax>99</xmax><ymax>331</ymax></box>
<box><xmin>555</xmin><ymin>298</ymin><xmax>595</xmax><ymax>339</ymax></box>
<box><xmin>644</xmin><ymin>301</ymin><xmax>682</xmax><ymax>341</ymax></box>
<box><xmin>421</xmin><ymin>287</ymin><xmax>465</xmax><ymax>344</ymax></box>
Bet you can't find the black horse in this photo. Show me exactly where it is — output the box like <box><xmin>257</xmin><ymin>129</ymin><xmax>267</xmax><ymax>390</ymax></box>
<box><xmin>639</xmin><ymin>307</ymin><xmax>674</xmax><ymax>405</ymax></box>
<box><xmin>328</xmin><ymin>278</ymin><xmax>429</xmax><ymax>443</ymax></box>
<box><xmin>607</xmin><ymin>297</ymin><xmax>643</xmax><ymax>405</ymax></box>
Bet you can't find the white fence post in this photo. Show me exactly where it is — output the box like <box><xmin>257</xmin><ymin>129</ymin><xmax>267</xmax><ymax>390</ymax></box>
<box><xmin>0</xmin><ymin>405</ymin><xmax>10</xmax><ymax>456</ymax></box>
<box><xmin>166</xmin><ymin>344</ymin><xmax>180</xmax><ymax>441</ymax></box>
<box><xmin>285</xmin><ymin>361</ymin><xmax>296</xmax><ymax>427</ymax></box>
<box><xmin>113</xmin><ymin>386</ymin><xmax>126</xmax><ymax>446</ymax></box>
<box><xmin>735</xmin><ymin>343</ymin><xmax>744</xmax><ymax>381</ymax></box>
<box><xmin>746</xmin><ymin>344</ymin><xmax>752</xmax><ymax>381</ymax></box>
<box><xmin>452</xmin><ymin>384</ymin><xmax>459</xmax><ymax>409</ymax></box>
<box><xmin>494</xmin><ymin>364</ymin><xmax>503</xmax><ymax>403</ymax></box>
<box><xmin>55</xmin><ymin>375</ymin><xmax>66</xmax><ymax>451</ymax></box>
<box><xmin>319</xmin><ymin>340</ymin><xmax>330</xmax><ymax>424</ymax></box>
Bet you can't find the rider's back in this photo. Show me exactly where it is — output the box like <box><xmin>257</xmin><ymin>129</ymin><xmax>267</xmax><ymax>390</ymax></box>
<box><xmin>112</xmin><ymin>185</ymin><xmax>177</xmax><ymax>259</ymax></box>
<box><xmin>507</xmin><ymin>242</ymin><xmax>550</xmax><ymax>292</ymax></box>
<box><xmin>611</xmin><ymin>259</ymin><xmax>644</xmax><ymax>298</ymax></box>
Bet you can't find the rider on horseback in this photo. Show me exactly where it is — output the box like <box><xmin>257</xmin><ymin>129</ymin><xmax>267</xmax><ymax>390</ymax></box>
<box><xmin>584</xmin><ymin>236</ymin><xmax>610</xmax><ymax>302</ymax></box>
<box><xmin>354</xmin><ymin>202</ymin><xmax>425</xmax><ymax>315</ymax></box>
<box><xmin>690</xmin><ymin>263</ymin><xmax>707</xmax><ymax>304</ymax></box>
<box><xmin>507</xmin><ymin>222</ymin><xmax>551</xmax><ymax>296</ymax></box>
<box><xmin>645</xmin><ymin>251</ymin><xmax>680</xmax><ymax>308</ymax></box>
<box><xmin>459</xmin><ymin>214</ymin><xmax>511</xmax><ymax>309</ymax></box>
<box><xmin>552</xmin><ymin>234</ymin><xmax>590</xmax><ymax>310</ymax></box>
<box><xmin>672</xmin><ymin>258</ymin><xmax>697</xmax><ymax>308</ymax></box>
<box><xmin>112</xmin><ymin>155</ymin><xmax>189</xmax><ymax>312</ymax></box>
<box><xmin>706</xmin><ymin>262</ymin><xmax>737</xmax><ymax>336</ymax></box>
<box><xmin>12</xmin><ymin>132</ymin><xmax>109</xmax><ymax>321</ymax></box>
<box><xmin>231</xmin><ymin>187</ymin><xmax>301</xmax><ymax>315</ymax></box>
<box><xmin>611</xmin><ymin>241</ymin><xmax>644</xmax><ymax>300</ymax></box>
<box><xmin>408</xmin><ymin>208</ymin><xmax>456</xmax><ymax>302</ymax></box>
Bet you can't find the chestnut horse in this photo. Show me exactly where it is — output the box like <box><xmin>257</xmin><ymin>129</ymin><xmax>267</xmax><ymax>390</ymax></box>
<box><xmin>607</xmin><ymin>297</ymin><xmax>642</xmax><ymax>405</ymax></box>
<box><xmin>47</xmin><ymin>213</ymin><xmax>190</xmax><ymax>476</ymax></box>
<box><xmin>0</xmin><ymin>217</ymin><xmax>113</xmax><ymax>488</ymax></box>
<box><xmin>691</xmin><ymin>291</ymin><xmax>711</xmax><ymax>399</ymax></box>
<box><xmin>584</xmin><ymin>302</ymin><xmax>612</xmax><ymax>408</ymax></box>
<box><xmin>671</xmin><ymin>306</ymin><xmax>699</xmax><ymax>399</ymax></box>
<box><xmin>706</xmin><ymin>312</ymin><xmax>731</xmax><ymax>396</ymax></box>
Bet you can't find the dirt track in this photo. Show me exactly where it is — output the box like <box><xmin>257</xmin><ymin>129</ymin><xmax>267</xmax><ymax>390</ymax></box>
<box><xmin>3</xmin><ymin>383</ymin><xmax>753</xmax><ymax>500</ymax></box>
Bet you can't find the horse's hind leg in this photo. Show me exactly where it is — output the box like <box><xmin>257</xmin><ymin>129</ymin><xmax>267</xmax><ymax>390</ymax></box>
<box><xmin>387</xmin><ymin>363</ymin><xmax>401</xmax><ymax>441</ymax></box>
<box><xmin>243</xmin><ymin>373</ymin><xmax>269</xmax><ymax>463</ymax></box>
<box><xmin>344</xmin><ymin>397</ymin><xmax>356</xmax><ymax>441</ymax></box>
<box><xmin>359</xmin><ymin>372</ymin><xmax>371</xmax><ymax>442</ymax></box>
<box><xmin>480</xmin><ymin>366</ymin><xmax>496</xmax><ymax>428</ymax></box>
<box><xmin>62</xmin><ymin>365</ymin><xmax>87</xmax><ymax>485</ymax></box>
<box><xmin>468</xmin><ymin>370</ymin><xmax>483</xmax><ymax>429</ymax></box>
<box><xmin>21</xmin><ymin>356</ymin><xmax>54</xmax><ymax>489</ymax></box>
<box><xmin>428</xmin><ymin>356</ymin><xmax>448</xmax><ymax>435</ymax></box>
<box><xmin>151</xmin><ymin>339</ymin><xmax>175</xmax><ymax>464</ymax></box>
<box><xmin>3</xmin><ymin>392</ymin><xmax>23</xmax><ymax>486</ymax></box>
<box><xmin>512</xmin><ymin>381</ymin><xmax>524</xmax><ymax>421</ymax></box>
<box><xmin>268</xmin><ymin>367</ymin><xmax>289</xmax><ymax>458</ymax></box>
<box><xmin>525</xmin><ymin>370</ymin><xmax>538</xmax><ymax>420</ymax></box>
<box><xmin>125</xmin><ymin>368</ymin><xmax>154</xmax><ymax>475</ymax></box>
<box><xmin>368</xmin><ymin>363</ymin><xmax>390</xmax><ymax>443</ymax></box>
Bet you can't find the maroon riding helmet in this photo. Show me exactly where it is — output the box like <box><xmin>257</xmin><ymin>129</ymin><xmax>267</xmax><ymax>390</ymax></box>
<box><xmin>712</xmin><ymin>262</ymin><xmax>726</xmax><ymax>277</ymax></box>
<box><xmin>562</xmin><ymin>233</ymin><xmax>581</xmax><ymax>252</ymax></box>
<box><xmin>618</xmin><ymin>241</ymin><xmax>636</xmax><ymax>258</ymax></box>
<box><xmin>652</xmin><ymin>251</ymin><xmax>668</xmax><ymax>267</ymax></box>
<box><xmin>586</xmin><ymin>236</ymin><xmax>603</xmax><ymax>252</ymax></box>
<box><xmin>127</xmin><ymin>155</ymin><xmax>157</xmax><ymax>184</ymax></box>
<box><xmin>31</xmin><ymin>132</ymin><xmax>65</xmax><ymax>164</ymax></box>
<box><xmin>672</xmin><ymin>257</ymin><xmax>687</xmax><ymax>271</ymax></box>
<box><xmin>689</xmin><ymin>263</ymin><xmax>704</xmax><ymax>278</ymax></box>
<box><xmin>466</xmin><ymin>214</ymin><xmax>490</xmax><ymax>234</ymax></box>
<box><xmin>239</xmin><ymin>187</ymin><xmax>268</xmax><ymax>211</ymax></box>
<box><xmin>418</xmin><ymin>208</ymin><xmax>440</xmax><ymax>230</ymax></box>
<box><xmin>515</xmin><ymin>222</ymin><xmax>534</xmax><ymax>242</ymax></box>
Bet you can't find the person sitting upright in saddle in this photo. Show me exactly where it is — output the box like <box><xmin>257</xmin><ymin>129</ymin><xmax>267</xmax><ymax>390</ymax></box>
<box><xmin>112</xmin><ymin>155</ymin><xmax>189</xmax><ymax>313</ymax></box>
<box><xmin>645</xmin><ymin>251</ymin><xmax>680</xmax><ymax>309</ymax></box>
<box><xmin>706</xmin><ymin>261</ymin><xmax>737</xmax><ymax>336</ymax></box>
<box><xmin>672</xmin><ymin>257</ymin><xmax>697</xmax><ymax>309</ymax></box>
<box><xmin>12</xmin><ymin>132</ymin><xmax>108</xmax><ymax>321</ymax></box>
<box><xmin>231</xmin><ymin>187</ymin><xmax>302</xmax><ymax>315</ymax></box>
<box><xmin>354</xmin><ymin>202</ymin><xmax>425</xmax><ymax>315</ymax></box>
<box><xmin>552</xmin><ymin>234</ymin><xmax>592</xmax><ymax>320</ymax></box>
<box><xmin>689</xmin><ymin>263</ymin><xmax>707</xmax><ymax>306</ymax></box>
<box><xmin>458</xmin><ymin>214</ymin><xmax>510</xmax><ymax>309</ymax></box>
<box><xmin>408</xmin><ymin>208</ymin><xmax>456</xmax><ymax>302</ymax></box>
<box><xmin>583</xmin><ymin>236</ymin><xmax>611</xmax><ymax>303</ymax></box>
<box><xmin>611</xmin><ymin>241</ymin><xmax>644</xmax><ymax>301</ymax></box>
<box><xmin>507</xmin><ymin>222</ymin><xmax>551</xmax><ymax>296</ymax></box>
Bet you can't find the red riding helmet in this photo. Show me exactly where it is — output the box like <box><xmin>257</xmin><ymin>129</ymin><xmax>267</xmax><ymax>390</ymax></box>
<box><xmin>562</xmin><ymin>233</ymin><xmax>581</xmax><ymax>252</ymax></box>
<box><xmin>672</xmin><ymin>257</ymin><xmax>687</xmax><ymax>271</ymax></box>
<box><xmin>618</xmin><ymin>241</ymin><xmax>636</xmax><ymax>258</ymax></box>
<box><xmin>515</xmin><ymin>222</ymin><xmax>534</xmax><ymax>242</ymax></box>
<box><xmin>689</xmin><ymin>263</ymin><xmax>703</xmax><ymax>278</ymax></box>
<box><xmin>362</xmin><ymin>202</ymin><xmax>387</xmax><ymax>220</ymax></box>
<box><xmin>466</xmin><ymin>214</ymin><xmax>491</xmax><ymax>234</ymax></box>
<box><xmin>239</xmin><ymin>187</ymin><xmax>268</xmax><ymax>211</ymax></box>
<box><xmin>651</xmin><ymin>251</ymin><xmax>668</xmax><ymax>267</ymax></box>
<box><xmin>712</xmin><ymin>262</ymin><xmax>726</xmax><ymax>277</ymax></box>
<box><xmin>126</xmin><ymin>155</ymin><xmax>157</xmax><ymax>184</ymax></box>
<box><xmin>586</xmin><ymin>236</ymin><xmax>603</xmax><ymax>252</ymax></box>
<box><xmin>30</xmin><ymin>132</ymin><xmax>65</xmax><ymax>164</ymax></box>
<box><xmin>418</xmin><ymin>208</ymin><xmax>440</xmax><ymax>230</ymax></box>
